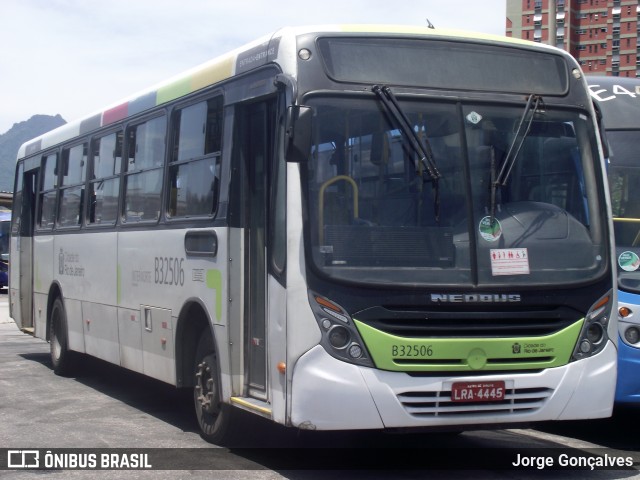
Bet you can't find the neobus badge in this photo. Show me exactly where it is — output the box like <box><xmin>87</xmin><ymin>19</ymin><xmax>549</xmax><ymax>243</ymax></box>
<box><xmin>430</xmin><ymin>293</ymin><xmax>522</xmax><ymax>303</ymax></box>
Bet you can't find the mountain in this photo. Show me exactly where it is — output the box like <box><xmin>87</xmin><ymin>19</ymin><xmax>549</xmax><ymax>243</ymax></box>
<box><xmin>0</xmin><ymin>115</ymin><xmax>67</xmax><ymax>192</ymax></box>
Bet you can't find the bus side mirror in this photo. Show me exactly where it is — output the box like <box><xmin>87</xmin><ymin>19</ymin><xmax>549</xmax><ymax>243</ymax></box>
<box><xmin>286</xmin><ymin>105</ymin><xmax>312</xmax><ymax>163</ymax></box>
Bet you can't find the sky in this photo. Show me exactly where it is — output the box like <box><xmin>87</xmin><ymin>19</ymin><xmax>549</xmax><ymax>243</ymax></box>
<box><xmin>0</xmin><ymin>0</ymin><xmax>507</xmax><ymax>135</ymax></box>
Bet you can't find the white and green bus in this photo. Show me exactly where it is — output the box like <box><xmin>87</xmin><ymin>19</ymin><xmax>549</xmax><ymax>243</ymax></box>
<box><xmin>10</xmin><ymin>25</ymin><xmax>616</xmax><ymax>443</ymax></box>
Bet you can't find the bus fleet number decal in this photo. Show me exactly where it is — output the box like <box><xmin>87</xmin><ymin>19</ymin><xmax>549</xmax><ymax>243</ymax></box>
<box><xmin>392</xmin><ymin>344</ymin><xmax>434</xmax><ymax>358</ymax></box>
<box><xmin>154</xmin><ymin>257</ymin><xmax>185</xmax><ymax>286</ymax></box>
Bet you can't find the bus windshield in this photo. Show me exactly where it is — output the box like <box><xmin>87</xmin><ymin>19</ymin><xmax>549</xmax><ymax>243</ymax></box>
<box><xmin>304</xmin><ymin>95</ymin><xmax>607</xmax><ymax>287</ymax></box>
<box><xmin>608</xmin><ymin>130</ymin><xmax>640</xmax><ymax>293</ymax></box>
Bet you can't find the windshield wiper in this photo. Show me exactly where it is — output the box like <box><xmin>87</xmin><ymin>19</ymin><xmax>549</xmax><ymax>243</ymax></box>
<box><xmin>490</xmin><ymin>94</ymin><xmax>544</xmax><ymax>222</ymax></box>
<box><xmin>372</xmin><ymin>85</ymin><xmax>442</xmax><ymax>222</ymax></box>
<box><xmin>372</xmin><ymin>85</ymin><xmax>441</xmax><ymax>182</ymax></box>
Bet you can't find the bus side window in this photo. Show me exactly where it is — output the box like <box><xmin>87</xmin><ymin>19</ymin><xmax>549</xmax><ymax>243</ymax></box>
<box><xmin>58</xmin><ymin>143</ymin><xmax>87</xmax><ymax>228</ymax></box>
<box><xmin>123</xmin><ymin>116</ymin><xmax>166</xmax><ymax>223</ymax></box>
<box><xmin>168</xmin><ymin>96</ymin><xmax>222</xmax><ymax>218</ymax></box>
<box><xmin>89</xmin><ymin>131</ymin><xmax>122</xmax><ymax>225</ymax></box>
<box><xmin>37</xmin><ymin>152</ymin><xmax>58</xmax><ymax>230</ymax></box>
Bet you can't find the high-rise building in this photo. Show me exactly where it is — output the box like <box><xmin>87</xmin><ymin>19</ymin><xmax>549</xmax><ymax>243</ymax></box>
<box><xmin>506</xmin><ymin>0</ymin><xmax>640</xmax><ymax>77</ymax></box>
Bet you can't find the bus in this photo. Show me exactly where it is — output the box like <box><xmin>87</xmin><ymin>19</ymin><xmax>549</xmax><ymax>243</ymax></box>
<box><xmin>589</xmin><ymin>76</ymin><xmax>640</xmax><ymax>404</ymax></box>
<box><xmin>10</xmin><ymin>25</ymin><xmax>616</xmax><ymax>443</ymax></box>
<box><xmin>0</xmin><ymin>208</ymin><xmax>9</xmax><ymax>289</ymax></box>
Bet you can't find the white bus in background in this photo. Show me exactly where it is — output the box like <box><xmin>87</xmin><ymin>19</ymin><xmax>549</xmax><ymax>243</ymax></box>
<box><xmin>11</xmin><ymin>25</ymin><xmax>616</xmax><ymax>444</ymax></box>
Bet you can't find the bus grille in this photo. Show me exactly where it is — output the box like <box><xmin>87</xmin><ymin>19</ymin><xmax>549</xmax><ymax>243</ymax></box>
<box><xmin>398</xmin><ymin>387</ymin><xmax>553</xmax><ymax>417</ymax></box>
<box><xmin>356</xmin><ymin>306</ymin><xmax>582</xmax><ymax>338</ymax></box>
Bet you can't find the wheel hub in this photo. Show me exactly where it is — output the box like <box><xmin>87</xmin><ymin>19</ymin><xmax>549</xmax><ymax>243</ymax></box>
<box><xmin>195</xmin><ymin>359</ymin><xmax>219</xmax><ymax>416</ymax></box>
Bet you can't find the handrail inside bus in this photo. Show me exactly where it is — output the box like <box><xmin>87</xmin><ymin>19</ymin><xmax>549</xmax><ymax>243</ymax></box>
<box><xmin>613</xmin><ymin>217</ymin><xmax>640</xmax><ymax>223</ymax></box>
<box><xmin>319</xmin><ymin>175</ymin><xmax>359</xmax><ymax>245</ymax></box>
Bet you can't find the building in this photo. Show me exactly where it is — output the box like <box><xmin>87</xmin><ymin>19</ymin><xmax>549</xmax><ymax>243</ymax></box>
<box><xmin>506</xmin><ymin>0</ymin><xmax>640</xmax><ymax>77</ymax></box>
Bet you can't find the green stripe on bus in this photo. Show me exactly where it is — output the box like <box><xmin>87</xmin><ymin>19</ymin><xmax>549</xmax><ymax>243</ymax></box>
<box><xmin>354</xmin><ymin>318</ymin><xmax>584</xmax><ymax>372</ymax></box>
<box><xmin>156</xmin><ymin>77</ymin><xmax>193</xmax><ymax>106</ymax></box>
<box><xmin>206</xmin><ymin>269</ymin><xmax>223</xmax><ymax>322</ymax></box>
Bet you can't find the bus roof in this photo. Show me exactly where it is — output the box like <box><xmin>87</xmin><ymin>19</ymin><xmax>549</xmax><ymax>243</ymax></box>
<box><xmin>588</xmin><ymin>75</ymin><xmax>640</xmax><ymax>130</ymax></box>
<box><xmin>17</xmin><ymin>24</ymin><xmax>558</xmax><ymax>160</ymax></box>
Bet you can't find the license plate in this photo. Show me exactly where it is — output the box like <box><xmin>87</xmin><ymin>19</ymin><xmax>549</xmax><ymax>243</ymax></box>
<box><xmin>451</xmin><ymin>381</ymin><xmax>505</xmax><ymax>403</ymax></box>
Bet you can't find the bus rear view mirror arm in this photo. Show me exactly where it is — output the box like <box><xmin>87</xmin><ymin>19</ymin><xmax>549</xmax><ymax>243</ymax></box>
<box><xmin>285</xmin><ymin>105</ymin><xmax>312</xmax><ymax>163</ymax></box>
<box><xmin>592</xmin><ymin>100</ymin><xmax>610</xmax><ymax>160</ymax></box>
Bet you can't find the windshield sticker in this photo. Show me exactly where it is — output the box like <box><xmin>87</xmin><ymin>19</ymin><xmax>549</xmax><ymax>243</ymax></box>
<box><xmin>490</xmin><ymin>248</ymin><xmax>530</xmax><ymax>276</ymax></box>
<box><xmin>619</xmin><ymin>251</ymin><xmax>640</xmax><ymax>272</ymax></box>
<box><xmin>479</xmin><ymin>216</ymin><xmax>502</xmax><ymax>242</ymax></box>
<box><xmin>466</xmin><ymin>111</ymin><xmax>483</xmax><ymax>125</ymax></box>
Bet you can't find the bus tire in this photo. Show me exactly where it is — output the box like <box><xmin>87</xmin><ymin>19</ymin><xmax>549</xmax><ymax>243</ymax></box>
<box><xmin>193</xmin><ymin>330</ymin><xmax>235</xmax><ymax>445</ymax></box>
<box><xmin>49</xmin><ymin>298</ymin><xmax>75</xmax><ymax>376</ymax></box>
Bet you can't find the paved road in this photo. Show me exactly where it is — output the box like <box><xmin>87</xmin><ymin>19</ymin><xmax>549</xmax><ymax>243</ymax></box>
<box><xmin>0</xmin><ymin>290</ymin><xmax>638</xmax><ymax>479</ymax></box>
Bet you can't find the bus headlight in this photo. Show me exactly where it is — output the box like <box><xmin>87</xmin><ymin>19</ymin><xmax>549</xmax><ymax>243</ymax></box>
<box><xmin>586</xmin><ymin>322</ymin><xmax>604</xmax><ymax>344</ymax></box>
<box><xmin>308</xmin><ymin>291</ymin><xmax>374</xmax><ymax>367</ymax></box>
<box><xmin>624</xmin><ymin>326</ymin><xmax>640</xmax><ymax>345</ymax></box>
<box><xmin>328</xmin><ymin>325</ymin><xmax>351</xmax><ymax>348</ymax></box>
<box><xmin>571</xmin><ymin>291</ymin><xmax>612</xmax><ymax>361</ymax></box>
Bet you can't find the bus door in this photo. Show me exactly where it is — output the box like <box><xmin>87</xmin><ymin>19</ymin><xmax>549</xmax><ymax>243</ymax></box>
<box><xmin>236</xmin><ymin>99</ymin><xmax>276</xmax><ymax>400</ymax></box>
<box><xmin>12</xmin><ymin>166</ymin><xmax>37</xmax><ymax>330</ymax></box>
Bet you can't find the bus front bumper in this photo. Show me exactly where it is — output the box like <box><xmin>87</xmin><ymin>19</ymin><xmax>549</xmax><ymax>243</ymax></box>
<box><xmin>290</xmin><ymin>342</ymin><xmax>617</xmax><ymax>431</ymax></box>
<box><xmin>615</xmin><ymin>337</ymin><xmax>640</xmax><ymax>404</ymax></box>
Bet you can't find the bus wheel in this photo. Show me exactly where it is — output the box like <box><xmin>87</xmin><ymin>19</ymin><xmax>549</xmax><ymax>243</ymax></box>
<box><xmin>193</xmin><ymin>332</ymin><xmax>234</xmax><ymax>444</ymax></box>
<box><xmin>49</xmin><ymin>298</ymin><xmax>74</xmax><ymax>376</ymax></box>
